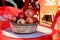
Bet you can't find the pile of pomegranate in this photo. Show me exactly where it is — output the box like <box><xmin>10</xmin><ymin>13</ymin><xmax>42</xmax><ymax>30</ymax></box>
<box><xmin>10</xmin><ymin>9</ymin><xmax>39</xmax><ymax>24</ymax></box>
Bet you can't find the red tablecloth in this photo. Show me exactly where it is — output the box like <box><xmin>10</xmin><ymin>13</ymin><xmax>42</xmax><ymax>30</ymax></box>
<box><xmin>0</xmin><ymin>6</ymin><xmax>21</xmax><ymax>17</ymax></box>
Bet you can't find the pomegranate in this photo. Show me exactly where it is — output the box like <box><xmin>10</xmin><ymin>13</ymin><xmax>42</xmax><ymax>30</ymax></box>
<box><xmin>25</xmin><ymin>9</ymin><xmax>34</xmax><ymax>17</ymax></box>
<box><xmin>33</xmin><ymin>17</ymin><xmax>39</xmax><ymax>23</ymax></box>
<box><xmin>17</xmin><ymin>19</ymin><xmax>26</xmax><ymax>24</ymax></box>
<box><xmin>26</xmin><ymin>17</ymin><xmax>33</xmax><ymax>24</ymax></box>
<box><xmin>17</xmin><ymin>12</ymin><xmax>25</xmax><ymax>19</ymax></box>
<box><xmin>10</xmin><ymin>17</ymin><xmax>17</xmax><ymax>22</ymax></box>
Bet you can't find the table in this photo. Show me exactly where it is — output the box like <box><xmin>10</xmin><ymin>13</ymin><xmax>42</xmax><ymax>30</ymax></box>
<box><xmin>0</xmin><ymin>26</ymin><xmax>53</xmax><ymax>40</ymax></box>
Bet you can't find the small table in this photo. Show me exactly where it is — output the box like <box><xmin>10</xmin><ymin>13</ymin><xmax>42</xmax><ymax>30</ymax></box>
<box><xmin>0</xmin><ymin>26</ymin><xmax>53</xmax><ymax>40</ymax></box>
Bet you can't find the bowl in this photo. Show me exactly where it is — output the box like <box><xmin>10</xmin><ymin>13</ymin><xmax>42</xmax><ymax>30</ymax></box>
<box><xmin>10</xmin><ymin>22</ymin><xmax>38</xmax><ymax>34</ymax></box>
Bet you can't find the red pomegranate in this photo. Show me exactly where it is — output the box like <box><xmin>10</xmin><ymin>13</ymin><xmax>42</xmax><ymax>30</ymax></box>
<box><xmin>25</xmin><ymin>9</ymin><xmax>34</xmax><ymax>17</ymax></box>
<box><xmin>10</xmin><ymin>17</ymin><xmax>17</xmax><ymax>22</ymax></box>
<box><xmin>33</xmin><ymin>17</ymin><xmax>39</xmax><ymax>23</ymax></box>
<box><xmin>26</xmin><ymin>17</ymin><xmax>33</xmax><ymax>24</ymax></box>
<box><xmin>17</xmin><ymin>12</ymin><xmax>25</xmax><ymax>19</ymax></box>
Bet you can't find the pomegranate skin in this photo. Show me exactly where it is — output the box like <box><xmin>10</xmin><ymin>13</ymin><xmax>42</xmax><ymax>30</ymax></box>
<box><xmin>26</xmin><ymin>17</ymin><xmax>33</xmax><ymax>24</ymax></box>
<box><xmin>33</xmin><ymin>17</ymin><xmax>39</xmax><ymax>23</ymax></box>
<box><xmin>17</xmin><ymin>12</ymin><xmax>25</xmax><ymax>19</ymax></box>
<box><xmin>25</xmin><ymin>9</ymin><xmax>34</xmax><ymax>17</ymax></box>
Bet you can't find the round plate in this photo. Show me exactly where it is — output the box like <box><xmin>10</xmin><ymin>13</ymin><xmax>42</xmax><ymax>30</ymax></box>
<box><xmin>2</xmin><ymin>26</ymin><xmax>52</xmax><ymax>38</ymax></box>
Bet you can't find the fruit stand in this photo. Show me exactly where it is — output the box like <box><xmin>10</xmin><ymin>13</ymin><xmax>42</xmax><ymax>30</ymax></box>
<box><xmin>0</xmin><ymin>0</ymin><xmax>59</xmax><ymax>40</ymax></box>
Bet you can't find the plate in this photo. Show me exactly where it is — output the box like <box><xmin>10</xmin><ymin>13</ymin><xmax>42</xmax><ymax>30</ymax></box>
<box><xmin>2</xmin><ymin>26</ymin><xmax>52</xmax><ymax>38</ymax></box>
